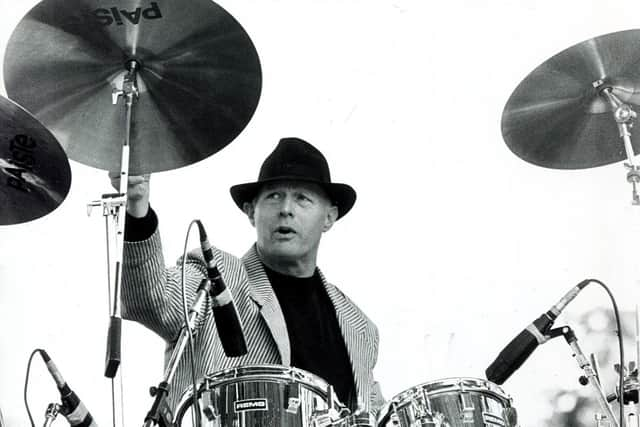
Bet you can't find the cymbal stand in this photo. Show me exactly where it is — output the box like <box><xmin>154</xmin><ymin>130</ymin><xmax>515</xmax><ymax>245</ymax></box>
<box><xmin>593</xmin><ymin>84</ymin><xmax>640</xmax><ymax>426</ymax></box>
<box><xmin>594</xmin><ymin>83</ymin><xmax>640</xmax><ymax>204</ymax></box>
<box><xmin>87</xmin><ymin>60</ymin><xmax>140</xmax><ymax>427</ymax></box>
<box><xmin>550</xmin><ymin>325</ymin><xmax>620</xmax><ymax>427</ymax></box>
<box><xmin>42</xmin><ymin>403</ymin><xmax>61</xmax><ymax>427</ymax></box>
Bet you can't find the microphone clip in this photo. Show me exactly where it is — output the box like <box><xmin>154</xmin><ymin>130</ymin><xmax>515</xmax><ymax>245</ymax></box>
<box><xmin>42</xmin><ymin>403</ymin><xmax>61</xmax><ymax>427</ymax></box>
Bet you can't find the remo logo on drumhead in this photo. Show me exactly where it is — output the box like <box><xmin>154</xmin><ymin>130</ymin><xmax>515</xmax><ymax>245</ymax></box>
<box><xmin>234</xmin><ymin>399</ymin><xmax>269</xmax><ymax>413</ymax></box>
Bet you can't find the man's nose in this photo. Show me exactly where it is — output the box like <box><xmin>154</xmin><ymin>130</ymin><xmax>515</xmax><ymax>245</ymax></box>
<box><xmin>279</xmin><ymin>195</ymin><xmax>294</xmax><ymax>216</ymax></box>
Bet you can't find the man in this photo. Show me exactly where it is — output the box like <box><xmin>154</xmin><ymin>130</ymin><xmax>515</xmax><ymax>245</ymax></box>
<box><xmin>118</xmin><ymin>137</ymin><xmax>384</xmax><ymax>417</ymax></box>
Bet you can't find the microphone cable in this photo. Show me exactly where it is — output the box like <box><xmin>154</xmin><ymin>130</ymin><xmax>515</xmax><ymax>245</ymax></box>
<box><xmin>23</xmin><ymin>348</ymin><xmax>41</xmax><ymax>427</ymax></box>
<box><xmin>582</xmin><ymin>279</ymin><xmax>624</xmax><ymax>427</ymax></box>
<box><xmin>179</xmin><ymin>220</ymin><xmax>204</xmax><ymax>427</ymax></box>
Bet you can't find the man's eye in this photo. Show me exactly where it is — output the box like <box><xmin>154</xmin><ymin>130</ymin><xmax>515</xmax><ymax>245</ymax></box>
<box><xmin>297</xmin><ymin>194</ymin><xmax>311</xmax><ymax>202</ymax></box>
<box><xmin>266</xmin><ymin>192</ymin><xmax>280</xmax><ymax>199</ymax></box>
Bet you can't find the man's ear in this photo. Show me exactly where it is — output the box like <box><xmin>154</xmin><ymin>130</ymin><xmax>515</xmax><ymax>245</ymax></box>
<box><xmin>243</xmin><ymin>202</ymin><xmax>256</xmax><ymax>227</ymax></box>
<box><xmin>322</xmin><ymin>205</ymin><xmax>339</xmax><ymax>232</ymax></box>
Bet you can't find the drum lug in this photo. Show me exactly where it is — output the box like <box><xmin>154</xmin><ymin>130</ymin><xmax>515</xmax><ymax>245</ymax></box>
<box><xmin>286</xmin><ymin>382</ymin><xmax>302</xmax><ymax>414</ymax></box>
<box><xmin>459</xmin><ymin>392</ymin><xmax>475</xmax><ymax>423</ymax></box>
<box><xmin>311</xmin><ymin>412</ymin><xmax>333</xmax><ymax>427</ymax></box>
<box><xmin>389</xmin><ymin>412</ymin><xmax>401</xmax><ymax>426</ymax></box>
<box><xmin>502</xmin><ymin>407</ymin><xmax>518</xmax><ymax>427</ymax></box>
<box><xmin>202</xmin><ymin>390</ymin><xmax>218</xmax><ymax>421</ymax></box>
<box><xmin>287</xmin><ymin>397</ymin><xmax>302</xmax><ymax>414</ymax></box>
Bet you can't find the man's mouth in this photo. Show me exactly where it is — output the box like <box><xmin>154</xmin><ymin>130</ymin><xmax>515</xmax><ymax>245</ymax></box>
<box><xmin>274</xmin><ymin>226</ymin><xmax>296</xmax><ymax>235</ymax></box>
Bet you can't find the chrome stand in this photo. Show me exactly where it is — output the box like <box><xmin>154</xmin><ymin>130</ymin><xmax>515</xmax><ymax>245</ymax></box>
<box><xmin>591</xmin><ymin>82</ymin><xmax>640</xmax><ymax>427</ymax></box>
<box><xmin>593</xmin><ymin>82</ymin><xmax>640</xmax><ymax>205</ymax></box>
<box><xmin>87</xmin><ymin>60</ymin><xmax>140</xmax><ymax>427</ymax></box>
<box><xmin>552</xmin><ymin>326</ymin><xmax>620</xmax><ymax>427</ymax></box>
<box><xmin>143</xmin><ymin>278</ymin><xmax>212</xmax><ymax>427</ymax></box>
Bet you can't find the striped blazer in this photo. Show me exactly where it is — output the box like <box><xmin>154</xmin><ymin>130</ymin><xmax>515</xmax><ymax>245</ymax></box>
<box><xmin>121</xmin><ymin>228</ymin><xmax>384</xmax><ymax>415</ymax></box>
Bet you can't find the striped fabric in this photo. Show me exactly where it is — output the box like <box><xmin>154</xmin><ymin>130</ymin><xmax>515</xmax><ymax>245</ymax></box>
<box><xmin>121</xmin><ymin>228</ymin><xmax>385</xmax><ymax>415</ymax></box>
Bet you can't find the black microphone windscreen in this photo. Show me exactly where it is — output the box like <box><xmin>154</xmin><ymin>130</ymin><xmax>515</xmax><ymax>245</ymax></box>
<box><xmin>486</xmin><ymin>329</ymin><xmax>539</xmax><ymax>385</ymax></box>
<box><xmin>212</xmin><ymin>303</ymin><xmax>248</xmax><ymax>357</ymax></box>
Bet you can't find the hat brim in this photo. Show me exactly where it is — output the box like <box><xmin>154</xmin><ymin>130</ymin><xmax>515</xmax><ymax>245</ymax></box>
<box><xmin>230</xmin><ymin>177</ymin><xmax>356</xmax><ymax>219</ymax></box>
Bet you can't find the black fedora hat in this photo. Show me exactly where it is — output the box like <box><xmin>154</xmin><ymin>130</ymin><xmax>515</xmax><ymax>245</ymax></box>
<box><xmin>230</xmin><ymin>137</ymin><xmax>356</xmax><ymax>219</ymax></box>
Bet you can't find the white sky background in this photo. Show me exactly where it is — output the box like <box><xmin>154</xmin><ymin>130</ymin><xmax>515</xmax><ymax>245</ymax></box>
<box><xmin>2</xmin><ymin>0</ymin><xmax>640</xmax><ymax>426</ymax></box>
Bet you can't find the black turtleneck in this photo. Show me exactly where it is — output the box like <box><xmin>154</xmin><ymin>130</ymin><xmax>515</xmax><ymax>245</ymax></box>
<box><xmin>264</xmin><ymin>265</ymin><xmax>356</xmax><ymax>410</ymax></box>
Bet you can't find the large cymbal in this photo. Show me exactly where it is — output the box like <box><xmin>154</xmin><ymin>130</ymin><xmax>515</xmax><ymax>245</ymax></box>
<box><xmin>4</xmin><ymin>0</ymin><xmax>261</xmax><ymax>174</ymax></box>
<box><xmin>0</xmin><ymin>95</ymin><xmax>71</xmax><ymax>225</ymax></box>
<box><xmin>502</xmin><ymin>29</ymin><xmax>640</xmax><ymax>169</ymax></box>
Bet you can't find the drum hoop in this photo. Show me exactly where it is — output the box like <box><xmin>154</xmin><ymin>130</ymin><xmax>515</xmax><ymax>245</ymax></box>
<box><xmin>203</xmin><ymin>364</ymin><xmax>330</xmax><ymax>395</ymax></box>
<box><xmin>392</xmin><ymin>377</ymin><xmax>511</xmax><ymax>403</ymax></box>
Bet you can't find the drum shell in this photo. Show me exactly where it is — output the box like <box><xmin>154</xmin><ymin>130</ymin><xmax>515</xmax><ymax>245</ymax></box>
<box><xmin>174</xmin><ymin>364</ymin><xmax>347</xmax><ymax>427</ymax></box>
<box><xmin>377</xmin><ymin>377</ymin><xmax>518</xmax><ymax>427</ymax></box>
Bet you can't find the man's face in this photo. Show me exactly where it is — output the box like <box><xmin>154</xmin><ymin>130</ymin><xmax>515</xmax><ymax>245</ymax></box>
<box><xmin>244</xmin><ymin>181</ymin><xmax>338</xmax><ymax>264</ymax></box>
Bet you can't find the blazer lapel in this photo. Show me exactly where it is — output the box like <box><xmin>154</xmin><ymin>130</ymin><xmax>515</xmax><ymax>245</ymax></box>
<box><xmin>242</xmin><ymin>245</ymin><xmax>291</xmax><ymax>365</ymax></box>
<box><xmin>319</xmin><ymin>271</ymin><xmax>371</xmax><ymax>410</ymax></box>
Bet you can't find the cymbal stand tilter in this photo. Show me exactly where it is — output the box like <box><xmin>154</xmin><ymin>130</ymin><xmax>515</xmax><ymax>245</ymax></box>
<box><xmin>593</xmin><ymin>81</ymin><xmax>640</xmax><ymax>205</ymax></box>
<box><xmin>87</xmin><ymin>60</ymin><xmax>140</xmax><ymax>427</ymax></box>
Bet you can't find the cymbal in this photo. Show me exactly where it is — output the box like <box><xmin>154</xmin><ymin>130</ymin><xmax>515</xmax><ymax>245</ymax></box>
<box><xmin>0</xmin><ymin>95</ymin><xmax>71</xmax><ymax>225</ymax></box>
<box><xmin>502</xmin><ymin>29</ymin><xmax>640</xmax><ymax>169</ymax></box>
<box><xmin>4</xmin><ymin>0</ymin><xmax>261</xmax><ymax>174</ymax></box>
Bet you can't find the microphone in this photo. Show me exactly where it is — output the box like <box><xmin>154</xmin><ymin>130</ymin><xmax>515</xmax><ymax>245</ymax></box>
<box><xmin>39</xmin><ymin>350</ymin><xmax>98</xmax><ymax>427</ymax></box>
<box><xmin>197</xmin><ymin>221</ymin><xmax>248</xmax><ymax>357</ymax></box>
<box><xmin>486</xmin><ymin>280</ymin><xmax>590</xmax><ymax>385</ymax></box>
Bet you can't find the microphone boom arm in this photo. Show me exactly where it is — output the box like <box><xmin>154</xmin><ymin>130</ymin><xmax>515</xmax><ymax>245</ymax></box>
<box><xmin>143</xmin><ymin>278</ymin><xmax>212</xmax><ymax>427</ymax></box>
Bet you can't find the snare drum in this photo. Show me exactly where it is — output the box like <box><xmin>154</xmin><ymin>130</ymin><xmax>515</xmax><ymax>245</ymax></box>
<box><xmin>174</xmin><ymin>364</ymin><xmax>349</xmax><ymax>427</ymax></box>
<box><xmin>377</xmin><ymin>377</ymin><xmax>518</xmax><ymax>427</ymax></box>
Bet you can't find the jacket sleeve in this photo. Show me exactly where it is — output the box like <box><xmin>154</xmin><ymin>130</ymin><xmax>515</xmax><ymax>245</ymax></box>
<box><xmin>120</xmin><ymin>225</ymin><xmax>211</xmax><ymax>342</ymax></box>
<box><xmin>368</xmin><ymin>324</ymin><xmax>386</xmax><ymax>416</ymax></box>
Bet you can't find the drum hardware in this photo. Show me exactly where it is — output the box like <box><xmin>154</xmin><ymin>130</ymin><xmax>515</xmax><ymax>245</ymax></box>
<box><xmin>42</xmin><ymin>403</ymin><xmax>61</xmax><ymax>427</ymax></box>
<box><xmin>459</xmin><ymin>392</ymin><xmax>475</xmax><ymax>423</ymax></box>
<box><xmin>287</xmin><ymin>382</ymin><xmax>303</xmax><ymax>414</ymax></box>
<box><xmin>547</xmin><ymin>325</ymin><xmax>620</xmax><ymax>427</ymax></box>
<box><xmin>86</xmin><ymin>57</ymin><xmax>140</xmax><ymax>379</ymax></box>
<box><xmin>597</xmin><ymin>413</ymin><xmax>613</xmax><ymax>427</ymax></box>
<box><xmin>387</xmin><ymin>407</ymin><xmax>401</xmax><ymax>427</ymax></box>
<box><xmin>200</xmin><ymin>390</ymin><xmax>217</xmax><ymax>422</ymax></box>
<box><xmin>594</xmin><ymin>83</ymin><xmax>640</xmax><ymax>204</ymax></box>
<box><xmin>410</xmin><ymin>387</ymin><xmax>430</xmax><ymax>420</ymax></box>
<box><xmin>85</xmin><ymin>58</ymin><xmax>140</xmax><ymax>427</ymax></box>
<box><xmin>310</xmin><ymin>385</ymin><xmax>352</xmax><ymax>427</ymax></box>
<box><xmin>143</xmin><ymin>278</ymin><xmax>214</xmax><ymax>427</ymax></box>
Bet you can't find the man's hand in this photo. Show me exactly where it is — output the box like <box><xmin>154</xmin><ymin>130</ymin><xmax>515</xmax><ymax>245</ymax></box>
<box><xmin>108</xmin><ymin>171</ymin><xmax>151</xmax><ymax>218</ymax></box>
